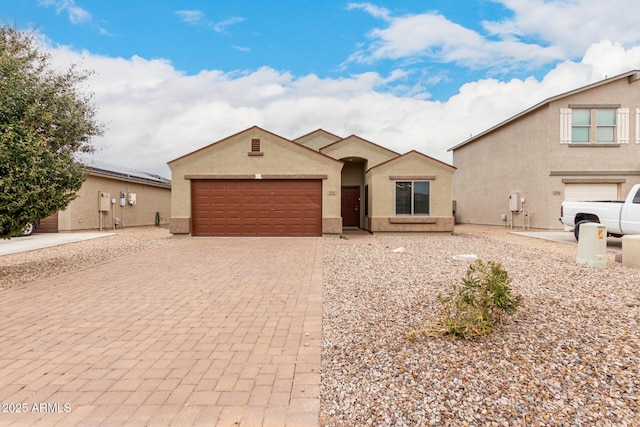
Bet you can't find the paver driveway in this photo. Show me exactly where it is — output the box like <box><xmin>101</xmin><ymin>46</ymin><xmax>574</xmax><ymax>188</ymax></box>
<box><xmin>0</xmin><ymin>237</ymin><xmax>323</xmax><ymax>426</ymax></box>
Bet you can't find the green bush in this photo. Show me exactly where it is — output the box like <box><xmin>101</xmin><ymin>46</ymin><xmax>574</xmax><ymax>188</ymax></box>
<box><xmin>436</xmin><ymin>260</ymin><xmax>521</xmax><ymax>339</ymax></box>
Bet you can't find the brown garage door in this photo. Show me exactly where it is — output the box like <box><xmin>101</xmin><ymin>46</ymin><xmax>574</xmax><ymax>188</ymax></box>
<box><xmin>34</xmin><ymin>212</ymin><xmax>58</xmax><ymax>233</ymax></box>
<box><xmin>191</xmin><ymin>179</ymin><xmax>322</xmax><ymax>236</ymax></box>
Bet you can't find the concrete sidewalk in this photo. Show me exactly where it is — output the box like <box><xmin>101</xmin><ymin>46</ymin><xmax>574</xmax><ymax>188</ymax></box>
<box><xmin>0</xmin><ymin>237</ymin><xmax>323</xmax><ymax>426</ymax></box>
<box><xmin>511</xmin><ymin>230</ymin><xmax>622</xmax><ymax>253</ymax></box>
<box><xmin>0</xmin><ymin>232</ymin><xmax>115</xmax><ymax>256</ymax></box>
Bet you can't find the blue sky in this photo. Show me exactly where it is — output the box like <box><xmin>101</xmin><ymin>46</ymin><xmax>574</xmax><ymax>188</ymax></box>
<box><xmin>2</xmin><ymin>0</ymin><xmax>640</xmax><ymax>176</ymax></box>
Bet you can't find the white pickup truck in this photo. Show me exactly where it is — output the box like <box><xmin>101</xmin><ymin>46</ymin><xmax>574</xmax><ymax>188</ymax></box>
<box><xmin>560</xmin><ymin>183</ymin><xmax>640</xmax><ymax>240</ymax></box>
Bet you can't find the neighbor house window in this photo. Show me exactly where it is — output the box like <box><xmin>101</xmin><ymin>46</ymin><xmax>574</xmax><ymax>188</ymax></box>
<box><xmin>571</xmin><ymin>109</ymin><xmax>590</xmax><ymax>142</ymax></box>
<box><xmin>596</xmin><ymin>109</ymin><xmax>616</xmax><ymax>142</ymax></box>
<box><xmin>571</xmin><ymin>109</ymin><xmax>616</xmax><ymax>143</ymax></box>
<box><xmin>395</xmin><ymin>181</ymin><xmax>430</xmax><ymax>215</ymax></box>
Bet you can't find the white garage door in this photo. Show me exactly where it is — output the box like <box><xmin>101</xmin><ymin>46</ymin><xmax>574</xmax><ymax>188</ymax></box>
<box><xmin>564</xmin><ymin>183</ymin><xmax>619</xmax><ymax>202</ymax></box>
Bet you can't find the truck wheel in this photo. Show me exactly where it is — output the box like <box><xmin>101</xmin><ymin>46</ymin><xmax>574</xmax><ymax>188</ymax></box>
<box><xmin>573</xmin><ymin>220</ymin><xmax>593</xmax><ymax>241</ymax></box>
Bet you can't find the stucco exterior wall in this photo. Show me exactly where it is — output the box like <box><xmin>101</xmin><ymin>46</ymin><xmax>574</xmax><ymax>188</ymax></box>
<box><xmin>366</xmin><ymin>152</ymin><xmax>455</xmax><ymax>233</ymax></box>
<box><xmin>168</xmin><ymin>127</ymin><xmax>344</xmax><ymax>234</ymax></box>
<box><xmin>58</xmin><ymin>175</ymin><xmax>171</xmax><ymax>231</ymax></box>
<box><xmin>453</xmin><ymin>106</ymin><xmax>551</xmax><ymax>228</ymax></box>
<box><xmin>320</xmin><ymin>136</ymin><xmax>398</xmax><ymax>169</ymax></box>
<box><xmin>342</xmin><ymin>162</ymin><xmax>364</xmax><ymax>186</ymax></box>
<box><xmin>294</xmin><ymin>130</ymin><xmax>342</xmax><ymax>151</ymax></box>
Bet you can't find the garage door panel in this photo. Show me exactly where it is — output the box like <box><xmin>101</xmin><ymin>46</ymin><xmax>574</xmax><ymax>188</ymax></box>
<box><xmin>564</xmin><ymin>183</ymin><xmax>619</xmax><ymax>202</ymax></box>
<box><xmin>191</xmin><ymin>179</ymin><xmax>322</xmax><ymax>236</ymax></box>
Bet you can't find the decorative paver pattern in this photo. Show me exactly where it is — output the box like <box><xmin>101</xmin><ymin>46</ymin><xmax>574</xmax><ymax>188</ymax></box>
<box><xmin>0</xmin><ymin>237</ymin><xmax>322</xmax><ymax>426</ymax></box>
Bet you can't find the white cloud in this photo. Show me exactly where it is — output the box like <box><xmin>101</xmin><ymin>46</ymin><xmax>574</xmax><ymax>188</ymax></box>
<box><xmin>489</xmin><ymin>0</ymin><xmax>640</xmax><ymax>58</ymax></box>
<box><xmin>213</xmin><ymin>17</ymin><xmax>245</xmax><ymax>34</ymax></box>
<box><xmin>346</xmin><ymin>3</ymin><xmax>392</xmax><ymax>21</ymax></box>
<box><xmin>347</xmin><ymin>0</ymin><xmax>640</xmax><ymax>71</ymax></box>
<box><xmin>39</xmin><ymin>0</ymin><xmax>91</xmax><ymax>24</ymax></box>
<box><xmin>347</xmin><ymin>6</ymin><xmax>564</xmax><ymax>71</ymax></box>
<box><xmin>175</xmin><ymin>10</ymin><xmax>206</xmax><ymax>26</ymax></box>
<box><xmin>176</xmin><ymin>10</ymin><xmax>245</xmax><ymax>34</ymax></box>
<box><xmin>43</xmin><ymin>40</ymin><xmax>640</xmax><ymax>180</ymax></box>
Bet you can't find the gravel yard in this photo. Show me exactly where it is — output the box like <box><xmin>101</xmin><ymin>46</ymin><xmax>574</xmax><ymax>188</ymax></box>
<box><xmin>321</xmin><ymin>226</ymin><xmax>639</xmax><ymax>426</ymax></box>
<box><xmin>0</xmin><ymin>226</ymin><xmax>174</xmax><ymax>290</ymax></box>
<box><xmin>2</xmin><ymin>225</ymin><xmax>638</xmax><ymax>425</ymax></box>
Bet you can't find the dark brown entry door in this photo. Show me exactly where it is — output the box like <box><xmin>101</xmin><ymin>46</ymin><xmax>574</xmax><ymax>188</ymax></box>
<box><xmin>341</xmin><ymin>186</ymin><xmax>360</xmax><ymax>227</ymax></box>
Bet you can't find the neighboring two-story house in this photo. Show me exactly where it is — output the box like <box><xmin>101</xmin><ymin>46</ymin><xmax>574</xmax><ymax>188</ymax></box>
<box><xmin>449</xmin><ymin>70</ymin><xmax>640</xmax><ymax>230</ymax></box>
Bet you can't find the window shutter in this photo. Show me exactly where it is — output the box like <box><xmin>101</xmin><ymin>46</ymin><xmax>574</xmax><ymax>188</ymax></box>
<box><xmin>617</xmin><ymin>108</ymin><xmax>629</xmax><ymax>143</ymax></box>
<box><xmin>560</xmin><ymin>108</ymin><xmax>572</xmax><ymax>143</ymax></box>
<box><xmin>637</xmin><ymin>108</ymin><xmax>640</xmax><ymax>144</ymax></box>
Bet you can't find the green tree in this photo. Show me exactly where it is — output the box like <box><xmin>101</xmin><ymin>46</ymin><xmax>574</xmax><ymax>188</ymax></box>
<box><xmin>0</xmin><ymin>27</ymin><xmax>103</xmax><ymax>237</ymax></box>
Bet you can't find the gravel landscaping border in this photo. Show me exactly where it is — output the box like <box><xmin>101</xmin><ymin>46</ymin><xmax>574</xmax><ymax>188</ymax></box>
<box><xmin>321</xmin><ymin>226</ymin><xmax>639</xmax><ymax>426</ymax></box>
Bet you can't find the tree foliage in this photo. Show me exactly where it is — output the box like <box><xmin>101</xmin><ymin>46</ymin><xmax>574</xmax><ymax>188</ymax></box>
<box><xmin>0</xmin><ymin>27</ymin><xmax>103</xmax><ymax>237</ymax></box>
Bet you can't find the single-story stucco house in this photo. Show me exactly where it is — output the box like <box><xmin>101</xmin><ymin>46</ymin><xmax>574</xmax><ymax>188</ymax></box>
<box><xmin>36</xmin><ymin>161</ymin><xmax>171</xmax><ymax>232</ymax></box>
<box><xmin>168</xmin><ymin>126</ymin><xmax>456</xmax><ymax>236</ymax></box>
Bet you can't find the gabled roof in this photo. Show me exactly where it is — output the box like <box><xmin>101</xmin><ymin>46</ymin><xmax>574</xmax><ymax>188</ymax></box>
<box><xmin>320</xmin><ymin>134</ymin><xmax>400</xmax><ymax>157</ymax></box>
<box><xmin>84</xmin><ymin>160</ymin><xmax>171</xmax><ymax>188</ymax></box>
<box><xmin>167</xmin><ymin>125</ymin><xmax>343</xmax><ymax>166</ymax></box>
<box><xmin>368</xmin><ymin>149</ymin><xmax>456</xmax><ymax>173</ymax></box>
<box><xmin>293</xmin><ymin>128</ymin><xmax>343</xmax><ymax>143</ymax></box>
<box><xmin>448</xmin><ymin>69</ymin><xmax>640</xmax><ymax>152</ymax></box>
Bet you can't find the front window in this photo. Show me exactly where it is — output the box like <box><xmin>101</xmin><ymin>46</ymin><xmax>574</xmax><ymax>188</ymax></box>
<box><xmin>395</xmin><ymin>181</ymin><xmax>430</xmax><ymax>215</ymax></box>
<box><xmin>571</xmin><ymin>109</ymin><xmax>616</xmax><ymax>143</ymax></box>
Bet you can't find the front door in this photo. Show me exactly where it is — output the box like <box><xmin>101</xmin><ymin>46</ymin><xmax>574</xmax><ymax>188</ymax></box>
<box><xmin>341</xmin><ymin>186</ymin><xmax>360</xmax><ymax>227</ymax></box>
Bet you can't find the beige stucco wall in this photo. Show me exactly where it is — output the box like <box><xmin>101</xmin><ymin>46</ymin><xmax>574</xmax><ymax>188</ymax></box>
<box><xmin>320</xmin><ymin>136</ymin><xmax>398</xmax><ymax>169</ymax></box>
<box><xmin>58</xmin><ymin>174</ymin><xmax>171</xmax><ymax>231</ymax></box>
<box><xmin>342</xmin><ymin>162</ymin><xmax>364</xmax><ymax>186</ymax></box>
<box><xmin>453</xmin><ymin>75</ymin><xmax>640</xmax><ymax>230</ymax></box>
<box><xmin>453</xmin><ymin>106</ymin><xmax>550</xmax><ymax>228</ymax></box>
<box><xmin>294</xmin><ymin>130</ymin><xmax>342</xmax><ymax>151</ymax></box>
<box><xmin>366</xmin><ymin>151</ymin><xmax>455</xmax><ymax>233</ymax></box>
<box><xmin>168</xmin><ymin>127</ymin><xmax>344</xmax><ymax>234</ymax></box>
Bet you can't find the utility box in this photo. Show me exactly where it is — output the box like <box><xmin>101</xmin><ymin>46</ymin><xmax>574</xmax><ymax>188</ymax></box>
<box><xmin>622</xmin><ymin>235</ymin><xmax>640</xmax><ymax>269</ymax></box>
<box><xmin>509</xmin><ymin>193</ymin><xmax>521</xmax><ymax>212</ymax></box>
<box><xmin>576</xmin><ymin>223</ymin><xmax>607</xmax><ymax>267</ymax></box>
<box><xmin>98</xmin><ymin>191</ymin><xmax>111</xmax><ymax>212</ymax></box>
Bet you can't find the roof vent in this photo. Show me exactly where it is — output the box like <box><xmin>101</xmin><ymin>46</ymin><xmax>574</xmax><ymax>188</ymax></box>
<box><xmin>248</xmin><ymin>138</ymin><xmax>263</xmax><ymax>156</ymax></box>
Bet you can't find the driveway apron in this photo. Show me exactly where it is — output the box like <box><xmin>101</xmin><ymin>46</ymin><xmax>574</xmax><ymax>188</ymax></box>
<box><xmin>0</xmin><ymin>237</ymin><xmax>323</xmax><ymax>426</ymax></box>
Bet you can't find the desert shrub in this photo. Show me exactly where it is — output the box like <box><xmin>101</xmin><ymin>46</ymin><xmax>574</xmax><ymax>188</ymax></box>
<box><xmin>436</xmin><ymin>260</ymin><xmax>521</xmax><ymax>339</ymax></box>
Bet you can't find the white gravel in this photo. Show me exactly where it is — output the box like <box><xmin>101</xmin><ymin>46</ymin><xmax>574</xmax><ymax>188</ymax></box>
<box><xmin>321</xmin><ymin>226</ymin><xmax>640</xmax><ymax>426</ymax></box>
